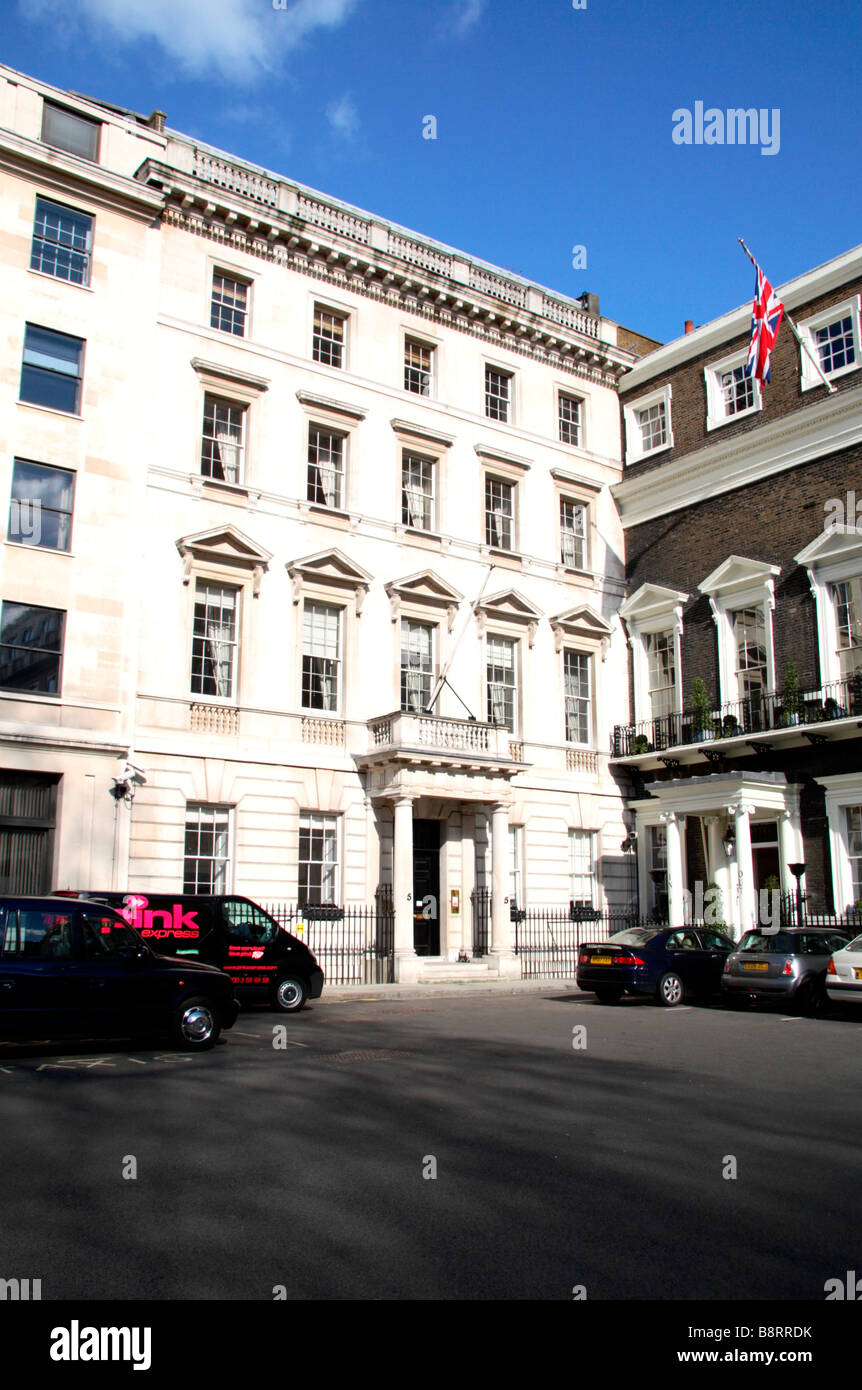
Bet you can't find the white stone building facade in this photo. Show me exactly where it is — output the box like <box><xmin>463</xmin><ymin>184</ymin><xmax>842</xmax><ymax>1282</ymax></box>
<box><xmin>0</xmin><ymin>64</ymin><xmax>647</xmax><ymax>978</ymax></box>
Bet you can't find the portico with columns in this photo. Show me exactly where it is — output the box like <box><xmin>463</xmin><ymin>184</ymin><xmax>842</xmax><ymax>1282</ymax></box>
<box><xmin>630</xmin><ymin>772</ymin><xmax>804</xmax><ymax>939</ymax></box>
<box><xmin>358</xmin><ymin>715</ymin><xmax>524</xmax><ymax>982</ymax></box>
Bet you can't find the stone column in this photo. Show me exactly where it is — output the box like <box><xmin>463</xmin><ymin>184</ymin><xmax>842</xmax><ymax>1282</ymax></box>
<box><xmin>734</xmin><ymin>803</ymin><xmax>757</xmax><ymax>937</ymax></box>
<box><xmin>779</xmin><ymin>808</ymin><xmax>802</xmax><ymax>894</ymax></box>
<box><xmin>489</xmin><ymin>801</ymin><xmax>519</xmax><ymax>976</ymax></box>
<box><xmin>392</xmin><ymin>795</ymin><xmax>418</xmax><ymax>982</ymax></box>
<box><xmin>661</xmin><ymin>811</ymin><xmax>685</xmax><ymax>926</ymax></box>
<box><xmin>706</xmin><ymin>816</ymin><xmax>734</xmax><ymax>937</ymax></box>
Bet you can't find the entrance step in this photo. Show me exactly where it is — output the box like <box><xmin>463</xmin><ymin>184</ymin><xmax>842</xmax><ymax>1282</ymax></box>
<box><xmin>413</xmin><ymin>960</ymin><xmax>501</xmax><ymax>983</ymax></box>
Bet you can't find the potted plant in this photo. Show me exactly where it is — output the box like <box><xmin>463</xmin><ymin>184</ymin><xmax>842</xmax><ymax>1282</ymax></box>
<box><xmin>691</xmin><ymin>678</ymin><xmax>714</xmax><ymax>741</ymax></box>
<box><xmin>721</xmin><ymin>713</ymin><xmax>740</xmax><ymax>738</ymax></box>
<box><xmin>631</xmin><ymin>734</ymin><xmax>649</xmax><ymax>755</ymax></box>
<box><xmin>823</xmin><ymin>696</ymin><xmax>841</xmax><ymax>721</ymax></box>
<box><xmin>781</xmin><ymin>661</ymin><xmax>800</xmax><ymax>726</ymax></box>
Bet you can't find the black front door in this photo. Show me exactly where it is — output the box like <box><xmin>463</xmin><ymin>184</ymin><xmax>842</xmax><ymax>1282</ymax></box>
<box><xmin>413</xmin><ymin>819</ymin><xmax>440</xmax><ymax>955</ymax></box>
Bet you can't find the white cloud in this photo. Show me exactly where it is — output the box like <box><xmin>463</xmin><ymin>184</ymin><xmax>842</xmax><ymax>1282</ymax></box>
<box><xmin>442</xmin><ymin>0</ymin><xmax>486</xmax><ymax>37</ymax></box>
<box><xmin>327</xmin><ymin>93</ymin><xmax>359</xmax><ymax>140</ymax></box>
<box><xmin>19</xmin><ymin>0</ymin><xmax>358</xmax><ymax>83</ymax></box>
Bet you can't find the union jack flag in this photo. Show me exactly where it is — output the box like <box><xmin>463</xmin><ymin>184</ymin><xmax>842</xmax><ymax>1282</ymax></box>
<box><xmin>743</xmin><ymin>256</ymin><xmax>784</xmax><ymax>384</ymax></box>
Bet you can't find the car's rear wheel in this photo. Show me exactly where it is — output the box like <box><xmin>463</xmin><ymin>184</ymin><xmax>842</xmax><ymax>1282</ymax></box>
<box><xmin>795</xmin><ymin>979</ymin><xmax>827</xmax><ymax>1017</ymax></box>
<box><xmin>657</xmin><ymin>972</ymin><xmax>684</xmax><ymax>1007</ymax></box>
<box><xmin>594</xmin><ymin>987</ymin><xmax>623</xmax><ymax>1004</ymax></box>
<box><xmin>171</xmin><ymin>997</ymin><xmax>220</xmax><ymax>1050</ymax></box>
<box><xmin>272</xmin><ymin>976</ymin><xmax>308</xmax><ymax>1013</ymax></box>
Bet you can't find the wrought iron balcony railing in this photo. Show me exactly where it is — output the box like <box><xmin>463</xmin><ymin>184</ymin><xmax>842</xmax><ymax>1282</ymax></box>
<box><xmin>612</xmin><ymin>671</ymin><xmax>862</xmax><ymax>759</ymax></box>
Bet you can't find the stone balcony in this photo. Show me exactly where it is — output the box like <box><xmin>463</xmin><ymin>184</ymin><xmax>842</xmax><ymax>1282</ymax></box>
<box><xmin>360</xmin><ymin>711</ymin><xmax>524</xmax><ymax>776</ymax></box>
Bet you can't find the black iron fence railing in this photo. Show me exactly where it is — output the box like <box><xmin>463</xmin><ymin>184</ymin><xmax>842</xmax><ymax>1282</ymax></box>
<box><xmin>612</xmin><ymin>671</ymin><xmax>862</xmax><ymax>758</ymax></box>
<box><xmin>471</xmin><ymin>887</ymin><xmax>490</xmax><ymax>957</ymax></box>
<box><xmin>261</xmin><ymin>898</ymin><xmax>394</xmax><ymax>985</ymax></box>
<box><xmin>513</xmin><ymin>907</ymin><xmax>663</xmax><ymax>979</ymax></box>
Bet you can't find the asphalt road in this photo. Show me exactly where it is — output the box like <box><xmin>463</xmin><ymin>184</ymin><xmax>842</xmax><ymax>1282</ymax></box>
<box><xmin>1</xmin><ymin>989</ymin><xmax>861</xmax><ymax>1301</ymax></box>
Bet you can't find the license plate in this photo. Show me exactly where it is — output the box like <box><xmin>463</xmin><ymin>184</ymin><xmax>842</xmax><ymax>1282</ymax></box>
<box><xmin>590</xmin><ymin>956</ymin><xmax>612</xmax><ymax>965</ymax></box>
<box><xmin>742</xmin><ymin>962</ymin><xmax>768</xmax><ymax>971</ymax></box>
<box><xmin>854</xmin><ymin>968</ymin><xmax>862</xmax><ymax>980</ymax></box>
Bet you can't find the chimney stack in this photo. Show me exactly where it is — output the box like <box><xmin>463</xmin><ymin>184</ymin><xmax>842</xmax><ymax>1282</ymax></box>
<box><xmin>148</xmin><ymin>110</ymin><xmax>167</xmax><ymax>133</ymax></box>
<box><xmin>684</xmin><ymin>319</ymin><xmax>694</xmax><ymax>334</ymax></box>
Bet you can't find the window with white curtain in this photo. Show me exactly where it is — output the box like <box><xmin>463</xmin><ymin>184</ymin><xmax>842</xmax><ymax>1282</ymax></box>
<box><xmin>564</xmin><ymin>649</ymin><xmax>591</xmax><ymax>744</ymax></box>
<box><xmin>191</xmin><ymin>581</ymin><xmax>238</xmax><ymax>698</ymax></box>
<box><xmin>402</xmin><ymin>452</ymin><xmax>434</xmax><ymax>530</ymax></box>
<box><xmin>302</xmin><ymin>602</ymin><xmax>340</xmax><ymax>711</ymax></box>
<box><xmin>307</xmin><ymin>426</ymin><xmax>344</xmax><ymax>508</ymax></box>
<box><xmin>400</xmin><ymin>619</ymin><xmax>433</xmax><ymax>711</ymax></box>
<box><xmin>832</xmin><ymin>579</ymin><xmax>862</xmax><ymax>677</ymax></box>
<box><xmin>646</xmin><ymin>629</ymin><xmax>677</xmax><ymax>719</ymax></box>
<box><xmin>560</xmin><ymin>498</ymin><xmax>586</xmax><ymax>568</ymax></box>
<box><xmin>487</xmin><ymin>635</ymin><xmax>517</xmax><ymax>731</ymax></box>
<box><xmin>201</xmin><ymin>395</ymin><xmax>245</xmax><ymax>484</ymax></box>
<box><xmin>485</xmin><ymin>477</ymin><xmax>514</xmax><ymax>550</ymax></box>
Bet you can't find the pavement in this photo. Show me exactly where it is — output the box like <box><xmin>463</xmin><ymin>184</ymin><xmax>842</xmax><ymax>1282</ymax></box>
<box><xmin>320</xmin><ymin>978</ymin><xmax>581</xmax><ymax>1001</ymax></box>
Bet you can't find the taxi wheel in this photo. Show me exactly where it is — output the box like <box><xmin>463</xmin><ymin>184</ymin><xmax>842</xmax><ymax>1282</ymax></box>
<box><xmin>171</xmin><ymin>997</ymin><xmax>220</xmax><ymax>1050</ymax></box>
<box><xmin>594</xmin><ymin>987</ymin><xmax>623</xmax><ymax>1004</ymax></box>
<box><xmin>273</xmin><ymin>976</ymin><xmax>308</xmax><ymax>1013</ymax></box>
<box><xmin>657</xmin><ymin>972</ymin><xmax>684</xmax><ymax>1007</ymax></box>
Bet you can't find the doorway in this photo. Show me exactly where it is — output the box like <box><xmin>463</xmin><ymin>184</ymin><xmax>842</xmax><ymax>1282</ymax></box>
<box><xmin>751</xmin><ymin>820</ymin><xmax>780</xmax><ymax>898</ymax></box>
<box><xmin>412</xmin><ymin>819</ymin><xmax>440</xmax><ymax>955</ymax></box>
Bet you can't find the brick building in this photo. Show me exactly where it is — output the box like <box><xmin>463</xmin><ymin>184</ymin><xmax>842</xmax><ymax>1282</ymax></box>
<box><xmin>613</xmin><ymin>245</ymin><xmax>862</xmax><ymax>935</ymax></box>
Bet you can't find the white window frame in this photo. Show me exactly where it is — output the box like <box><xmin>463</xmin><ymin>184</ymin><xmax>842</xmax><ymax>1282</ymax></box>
<box><xmin>796</xmin><ymin>527</ymin><xmax>862</xmax><ymax>687</ymax></box>
<box><xmin>569</xmin><ymin>828</ymin><xmax>597</xmax><ymax>909</ymax></box>
<box><xmin>704</xmin><ymin>349</ymin><xmax>762</xmax><ymax>430</ymax></box>
<box><xmin>400</xmin><ymin>616</ymin><xmax>435</xmax><ymax>713</ymax></box>
<box><xmin>484</xmin><ymin>475</ymin><xmax>516</xmax><ymax>552</ymax></box>
<box><xmin>698</xmin><ymin>558</ymin><xmax>780</xmax><ymax>705</ymax></box>
<box><xmin>190</xmin><ymin>579</ymin><xmax>240</xmax><ymax>703</ymax></box>
<box><xmin>404</xmin><ymin>336</ymin><xmax>435</xmax><ymax>397</ymax></box>
<box><xmin>619</xmin><ymin>584</ymin><xmax>687</xmax><ymax>724</ymax></box>
<box><xmin>563</xmin><ymin>648</ymin><xmax>592</xmax><ymax>746</ymax></box>
<box><xmin>184</xmin><ymin>803</ymin><xmax>232</xmax><ymax>893</ymax></box>
<box><xmin>301</xmin><ymin>600</ymin><xmax>342</xmax><ymax>714</ymax></box>
<box><xmin>623</xmin><ymin>383</ymin><xmax>673</xmax><ymax>464</ymax></box>
<box><xmin>298</xmin><ymin>811</ymin><xmax>340</xmax><ymax>906</ymax></box>
<box><xmin>312</xmin><ymin>302</ymin><xmax>349</xmax><ymax>370</ymax></box>
<box><xmin>402</xmin><ymin>450</ymin><xmax>436</xmax><ymax>531</ymax></box>
<box><xmin>201</xmin><ymin>394</ymin><xmax>247</xmax><ymax>486</ymax></box>
<box><xmin>557</xmin><ymin>390</ymin><xmax>583</xmax><ymax>447</ymax></box>
<box><xmin>797</xmin><ymin>295</ymin><xmax>861</xmax><ymax>391</ymax></box>
<box><xmin>559</xmin><ymin>496</ymin><xmax>588</xmax><ymax>570</ymax></box>
<box><xmin>307</xmin><ymin>423</ymin><xmax>347</xmax><ymax>510</ymax></box>
<box><xmin>485</xmin><ymin>364</ymin><xmax>514</xmax><ymax>424</ymax></box>
<box><xmin>817</xmin><ymin>775</ymin><xmax>862</xmax><ymax>915</ymax></box>
<box><xmin>485</xmin><ymin>632</ymin><xmax>520</xmax><ymax>734</ymax></box>
<box><xmin>210</xmin><ymin>268</ymin><xmax>250</xmax><ymax>338</ymax></box>
<box><xmin>31</xmin><ymin>196</ymin><xmax>94</xmax><ymax>288</ymax></box>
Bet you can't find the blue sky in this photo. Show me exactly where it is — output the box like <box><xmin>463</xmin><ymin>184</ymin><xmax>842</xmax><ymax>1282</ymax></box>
<box><xmin>6</xmin><ymin>0</ymin><xmax>861</xmax><ymax>342</ymax></box>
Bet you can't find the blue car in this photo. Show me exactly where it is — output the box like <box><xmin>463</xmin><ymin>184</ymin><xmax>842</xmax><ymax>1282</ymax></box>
<box><xmin>576</xmin><ymin>926</ymin><xmax>736</xmax><ymax>1006</ymax></box>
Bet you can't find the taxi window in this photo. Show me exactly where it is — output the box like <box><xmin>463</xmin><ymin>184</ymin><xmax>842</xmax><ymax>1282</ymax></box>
<box><xmin>2</xmin><ymin>909</ymin><xmax>74</xmax><ymax>959</ymax></box>
<box><xmin>222</xmin><ymin>899</ymin><xmax>278</xmax><ymax>945</ymax></box>
<box><xmin>80</xmin><ymin>910</ymin><xmax>141</xmax><ymax>959</ymax></box>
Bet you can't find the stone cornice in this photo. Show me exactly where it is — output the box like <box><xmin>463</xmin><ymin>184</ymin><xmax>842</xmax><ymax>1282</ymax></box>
<box><xmin>613</xmin><ymin>385</ymin><xmax>862</xmax><ymax>528</ymax></box>
<box><xmin>0</xmin><ymin>128</ymin><xmax>165</xmax><ymax>221</ymax></box>
<box><xmin>139</xmin><ymin>162</ymin><xmax>634</xmax><ymax>387</ymax></box>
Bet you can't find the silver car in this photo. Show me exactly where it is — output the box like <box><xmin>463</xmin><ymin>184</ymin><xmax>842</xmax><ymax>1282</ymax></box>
<box><xmin>721</xmin><ymin>927</ymin><xmax>850</xmax><ymax>1014</ymax></box>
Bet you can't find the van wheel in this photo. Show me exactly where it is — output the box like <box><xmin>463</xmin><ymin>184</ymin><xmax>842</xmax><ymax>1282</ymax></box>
<box><xmin>273</xmin><ymin>977</ymin><xmax>308</xmax><ymax>1013</ymax></box>
<box><xmin>171</xmin><ymin>997</ymin><xmax>220</xmax><ymax>1050</ymax></box>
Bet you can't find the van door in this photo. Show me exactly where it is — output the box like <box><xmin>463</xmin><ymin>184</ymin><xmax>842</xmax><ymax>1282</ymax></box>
<box><xmin>0</xmin><ymin>905</ymin><xmax>78</xmax><ymax>1035</ymax></box>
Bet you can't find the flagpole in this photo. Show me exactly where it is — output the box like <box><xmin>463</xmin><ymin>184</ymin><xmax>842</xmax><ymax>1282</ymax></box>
<box><xmin>738</xmin><ymin>238</ymin><xmax>836</xmax><ymax>394</ymax></box>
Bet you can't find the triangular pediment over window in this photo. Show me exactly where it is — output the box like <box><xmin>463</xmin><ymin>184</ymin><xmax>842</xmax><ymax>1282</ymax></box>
<box><xmin>550</xmin><ymin>604</ymin><xmax>614</xmax><ymax>651</ymax></box>
<box><xmin>698</xmin><ymin>555</ymin><xmax>780</xmax><ymax>599</ymax></box>
<box><xmin>177</xmin><ymin>526</ymin><xmax>272</xmax><ymax>593</ymax></box>
<box><xmin>619</xmin><ymin>582</ymin><xmax>688</xmax><ymax>625</ymax></box>
<box><xmin>795</xmin><ymin>526</ymin><xmax>862</xmax><ymax>571</ymax></box>
<box><xmin>287</xmin><ymin>548</ymin><xmax>373</xmax><ymax>611</ymax></box>
<box><xmin>385</xmin><ymin>571</ymin><xmax>463</xmax><ymax>626</ymax></box>
<box><xmin>476</xmin><ymin>589</ymin><xmax>543</xmax><ymax>624</ymax></box>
